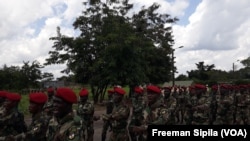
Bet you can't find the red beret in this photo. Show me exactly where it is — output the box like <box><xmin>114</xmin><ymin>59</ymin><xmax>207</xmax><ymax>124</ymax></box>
<box><xmin>0</xmin><ymin>91</ymin><xmax>9</xmax><ymax>98</ymax></box>
<box><xmin>79</xmin><ymin>88</ymin><xmax>89</xmax><ymax>96</ymax></box>
<box><xmin>134</xmin><ymin>87</ymin><xmax>143</xmax><ymax>94</ymax></box>
<box><xmin>220</xmin><ymin>84</ymin><xmax>229</xmax><ymax>89</ymax></box>
<box><xmin>107</xmin><ymin>89</ymin><xmax>114</xmax><ymax>95</ymax></box>
<box><xmin>6</xmin><ymin>93</ymin><xmax>21</xmax><ymax>102</ymax></box>
<box><xmin>29</xmin><ymin>92</ymin><xmax>48</xmax><ymax>104</ymax></box>
<box><xmin>114</xmin><ymin>87</ymin><xmax>126</xmax><ymax>95</ymax></box>
<box><xmin>211</xmin><ymin>85</ymin><xmax>218</xmax><ymax>91</ymax></box>
<box><xmin>147</xmin><ymin>85</ymin><xmax>161</xmax><ymax>94</ymax></box>
<box><xmin>56</xmin><ymin>87</ymin><xmax>77</xmax><ymax>103</ymax></box>
<box><xmin>194</xmin><ymin>84</ymin><xmax>206</xmax><ymax>90</ymax></box>
<box><xmin>239</xmin><ymin>84</ymin><xmax>248</xmax><ymax>89</ymax></box>
<box><xmin>47</xmin><ymin>88</ymin><xmax>54</xmax><ymax>93</ymax></box>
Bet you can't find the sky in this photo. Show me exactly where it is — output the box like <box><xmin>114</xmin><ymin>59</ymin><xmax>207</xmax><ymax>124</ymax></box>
<box><xmin>0</xmin><ymin>0</ymin><xmax>249</xmax><ymax>79</ymax></box>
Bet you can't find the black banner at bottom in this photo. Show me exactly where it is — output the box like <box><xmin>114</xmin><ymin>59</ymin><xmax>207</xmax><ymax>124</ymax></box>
<box><xmin>147</xmin><ymin>125</ymin><xmax>250</xmax><ymax>140</ymax></box>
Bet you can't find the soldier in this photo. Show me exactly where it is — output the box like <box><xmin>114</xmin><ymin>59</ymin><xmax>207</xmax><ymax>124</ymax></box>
<box><xmin>184</xmin><ymin>85</ymin><xmax>196</xmax><ymax>125</ymax></box>
<box><xmin>234</xmin><ymin>85</ymin><xmax>250</xmax><ymax>125</ymax></box>
<box><xmin>47</xmin><ymin>87</ymin><xmax>83</xmax><ymax>141</ymax></box>
<box><xmin>129</xmin><ymin>86</ymin><xmax>146</xmax><ymax>141</ymax></box>
<box><xmin>7</xmin><ymin>92</ymin><xmax>49</xmax><ymax>141</ymax></box>
<box><xmin>131</xmin><ymin>85</ymin><xmax>169</xmax><ymax>140</ymax></box>
<box><xmin>76</xmin><ymin>88</ymin><xmax>95</xmax><ymax>141</ymax></box>
<box><xmin>0</xmin><ymin>92</ymin><xmax>27</xmax><ymax>138</ymax></box>
<box><xmin>213</xmin><ymin>84</ymin><xmax>234</xmax><ymax>125</ymax></box>
<box><xmin>209</xmin><ymin>85</ymin><xmax>218</xmax><ymax>125</ymax></box>
<box><xmin>102</xmin><ymin>87</ymin><xmax>130</xmax><ymax>141</ymax></box>
<box><xmin>101</xmin><ymin>89</ymin><xmax>114</xmax><ymax>141</ymax></box>
<box><xmin>162</xmin><ymin>86</ymin><xmax>177</xmax><ymax>125</ymax></box>
<box><xmin>43</xmin><ymin>87</ymin><xmax>55</xmax><ymax>120</ymax></box>
<box><xmin>191</xmin><ymin>84</ymin><xmax>211</xmax><ymax>125</ymax></box>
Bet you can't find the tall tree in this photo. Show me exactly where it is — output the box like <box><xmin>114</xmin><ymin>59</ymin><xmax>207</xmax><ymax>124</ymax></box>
<box><xmin>45</xmin><ymin>0</ymin><xmax>178</xmax><ymax>103</ymax></box>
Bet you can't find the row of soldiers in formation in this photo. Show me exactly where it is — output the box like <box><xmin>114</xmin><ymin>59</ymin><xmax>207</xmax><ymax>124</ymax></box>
<box><xmin>0</xmin><ymin>83</ymin><xmax>250</xmax><ymax>141</ymax></box>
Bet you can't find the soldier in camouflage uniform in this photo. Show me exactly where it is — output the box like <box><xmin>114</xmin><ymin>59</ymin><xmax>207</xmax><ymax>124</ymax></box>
<box><xmin>129</xmin><ymin>86</ymin><xmax>146</xmax><ymax>141</ymax></box>
<box><xmin>213</xmin><ymin>84</ymin><xmax>234</xmax><ymax>125</ymax></box>
<box><xmin>209</xmin><ymin>85</ymin><xmax>218</xmax><ymax>125</ymax></box>
<box><xmin>102</xmin><ymin>87</ymin><xmax>130</xmax><ymax>141</ymax></box>
<box><xmin>185</xmin><ymin>85</ymin><xmax>196</xmax><ymax>125</ymax></box>
<box><xmin>131</xmin><ymin>85</ymin><xmax>170</xmax><ymax>140</ymax></box>
<box><xmin>234</xmin><ymin>85</ymin><xmax>250</xmax><ymax>125</ymax></box>
<box><xmin>47</xmin><ymin>87</ymin><xmax>83</xmax><ymax>141</ymax></box>
<box><xmin>76</xmin><ymin>88</ymin><xmax>95</xmax><ymax>141</ymax></box>
<box><xmin>191</xmin><ymin>84</ymin><xmax>211</xmax><ymax>125</ymax></box>
<box><xmin>162</xmin><ymin>86</ymin><xmax>177</xmax><ymax>125</ymax></box>
<box><xmin>43</xmin><ymin>87</ymin><xmax>55</xmax><ymax>120</ymax></box>
<box><xmin>101</xmin><ymin>89</ymin><xmax>114</xmax><ymax>141</ymax></box>
<box><xmin>7</xmin><ymin>92</ymin><xmax>49</xmax><ymax>141</ymax></box>
<box><xmin>0</xmin><ymin>92</ymin><xmax>27</xmax><ymax>139</ymax></box>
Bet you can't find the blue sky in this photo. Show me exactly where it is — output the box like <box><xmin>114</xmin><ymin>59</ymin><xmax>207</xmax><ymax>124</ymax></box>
<box><xmin>0</xmin><ymin>0</ymin><xmax>249</xmax><ymax>79</ymax></box>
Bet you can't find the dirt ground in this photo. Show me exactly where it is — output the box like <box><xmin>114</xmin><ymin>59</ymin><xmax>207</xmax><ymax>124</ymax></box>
<box><xmin>25</xmin><ymin>104</ymin><xmax>110</xmax><ymax>141</ymax></box>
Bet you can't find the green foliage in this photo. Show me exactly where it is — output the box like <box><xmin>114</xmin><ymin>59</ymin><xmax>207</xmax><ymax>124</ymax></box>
<box><xmin>19</xmin><ymin>94</ymin><xmax>30</xmax><ymax>116</ymax></box>
<box><xmin>45</xmin><ymin>0</ymin><xmax>177</xmax><ymax>103</ymax></box>
<box><xmin>0</xmin><ymin>62</ymin><xmax>54</xmax><ymax>90</ymax></box>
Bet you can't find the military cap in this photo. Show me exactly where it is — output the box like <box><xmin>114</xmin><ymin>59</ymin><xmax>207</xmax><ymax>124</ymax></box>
<box><xmin>29</xmin><ymin>92</ymin><xmax>48</xmax><ymax>104</ymax></box>
<box><xmin>194</xmin><ymin>84</ymin><xmax>206</xmax><ymax>90</ymax></box>
<box><xmin>56</xmin><ymin>87</ymin><xmax>77</xmax><ymax>103</ymax></box>
<box><xmin>0</xmin><ymin>91</ymin><xmax>9</xmax><ymax>98</ymax></box>
<box><xmin>147</xmin><ymin>85</ymin><xmax>161</xmax><ymax>94</ymax></box>
<box><xmin>219</xmin><ymin>84</ymin><xmax>229</xmax><ymax>89</ymax></box>
<box><xmin>211</xmin><ymin>85</ymin><xmax>218</xmax><ymax>91</ymax></box>
<box><xmin>47</xmin><ymin>87</ymin><xmax>54</xmax><ymax>93</ymax></box>
<box><xmin>79</xmin><ymin>88</ymin><xmax>89</xmax><ymax>96</ymax></box>
<box><xmin>107</xmin><ymin>89</ymin><xmax>114</xmax><ymax>95</ymax></box>
<box><xmin>134</xmin><ymin>87</ymin><xmax>143</xmax><ymax>94</ymax></box>
<box><xmin>114</xmin><ymin>87</ymin><xmax>126</xmax><ymax>95</ymax></box>
<box><xmin>6</xmin><ymin>93</ymin><xmax>21</xmax><ymax>102</ymax></box>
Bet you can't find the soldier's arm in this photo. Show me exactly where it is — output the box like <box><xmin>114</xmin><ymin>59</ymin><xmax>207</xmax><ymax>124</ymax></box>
<box><xmin>150</xmin><ymin>108</ymin><xmax>169</xmax><ymax>125</ymax></box>
<box><xmin>111</xmin><ymin>106</ymin><xmax>130</xmax><ymax>120</ymax></box>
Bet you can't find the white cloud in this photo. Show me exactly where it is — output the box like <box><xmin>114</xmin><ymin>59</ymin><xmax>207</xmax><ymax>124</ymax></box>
<box><xmin>173</xmin><ymin>0</ymin><xmax>250</xmax><ymax>76</ymax></box>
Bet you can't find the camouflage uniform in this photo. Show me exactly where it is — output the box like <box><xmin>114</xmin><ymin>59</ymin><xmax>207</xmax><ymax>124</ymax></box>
<box><xmin>77</xmin><ymin>100</ymin><xmax>94</xmax><ymax>141</ymax></box>
<box><xmin>213</xmin><ymin>84</ymin><xmax>234</xmax><ymax>125</ymax></box>
<box><xmin>43</xmin><ymin>88</ymin><xmax>55</xmax><ymax>120</ymax></box>
<box><xmin>129</xmin><ymin>87</ymin><xmax>145</xmax><ymax>141</ymax></box>
<box><xmin>47</xmin><ymin>112</ymin><xmax>83</xmax><ymax>141</ymax></box>
<box><xmin>234</xmin><ymin>85</ymin><xmax>250</xmax><ymax>125</ymax></box>
<box><xmin>163</xmin><ymin>87</ymin><xmax>177</xmax><ymax>125</ymax></box>
<box><xmin>192</xmin><ymin>84</ymin><xmax>211</xmax><ymax>125</ymax></box>
<box><xmin>102</xmin><ymin>91</ymin><xmax>114</xmax><ymax>141</ymax></box>
<box><xmin>185</xmin><ymin>86</ymin><xmax>197</xmax><ymax>125</ymax></box>
<box><xmin>0</xmin><ymin>108</ymin><xmax>27</xmax><ymax>137</ymax></box>
<box><xmin>134</xmin><ymin>96</ymin><xmax>168</xmax><ymax>140</ymax></box>
<box><xmin>106</xmin><ymin>102</ymin><xmax>129</xmax><ymax>141</ymax></box>
<box><xmin>103</xmin><ymin>87</ymin><xmax>130</xmax><ymax>141</ymax></box>
<box><xmin>11</xmin><ymin>112</ymin><xmax>49</xmax><ymax>141</ymax></box>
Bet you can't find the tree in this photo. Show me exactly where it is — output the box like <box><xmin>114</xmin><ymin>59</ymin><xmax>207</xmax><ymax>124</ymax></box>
<box><xmin>45</xmin><ymin>0</ymin><xmax>178</xmax><ymax>103</ymax></box>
